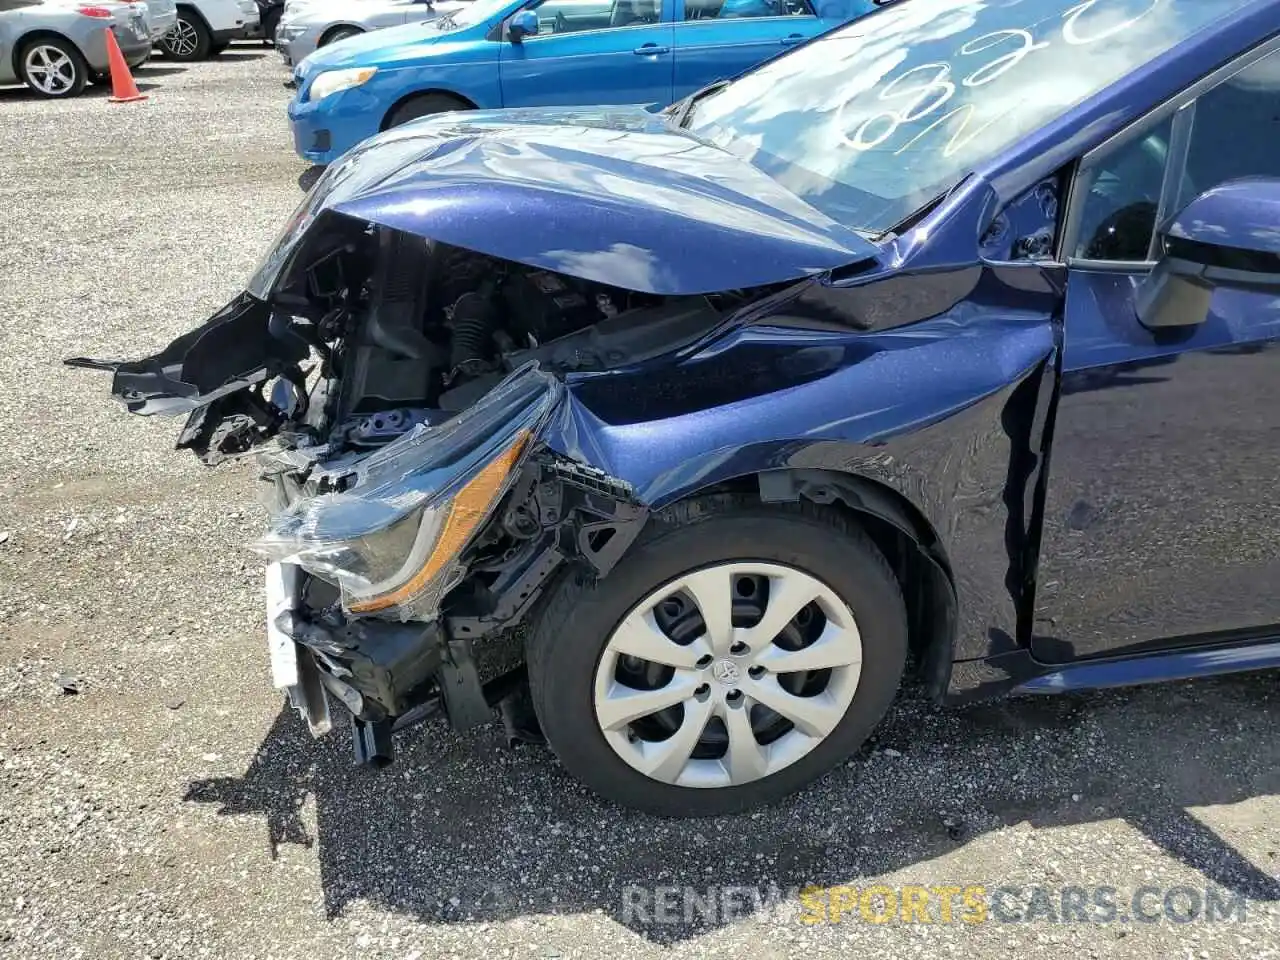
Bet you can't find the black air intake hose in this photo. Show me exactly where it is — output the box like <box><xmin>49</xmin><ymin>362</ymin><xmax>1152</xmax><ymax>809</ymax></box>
<box><xmin>366</xmin><ymin>230</ymin><xmax>439</xmax><ymax>363</ymax></box>
<box><xmin>449</xmin><ymin>289</ymin><xmax>497</xmax><ymax>370</ymax></box>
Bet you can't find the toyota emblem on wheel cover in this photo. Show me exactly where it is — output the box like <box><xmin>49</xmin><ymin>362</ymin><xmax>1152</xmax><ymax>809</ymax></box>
<box><xmin>711</xmin><ymin>659</ymin><xmax>741</xmax><ymax>685</ymax></box>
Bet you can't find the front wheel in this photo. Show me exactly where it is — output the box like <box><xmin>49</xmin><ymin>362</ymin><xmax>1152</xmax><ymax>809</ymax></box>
<box><xmin>526</xmin><ymin>496</ymin><xmax>908</xmax><ymax>817</ymax></box>
<box><xmin>385</xmin><ymin>92</ymin><xmax>470</xmax><ymax>129</ymax></box>
<box><xmin>18</xmin><ymin>38</ymin><xmax>88</xmax><ymax>98</ymax></box>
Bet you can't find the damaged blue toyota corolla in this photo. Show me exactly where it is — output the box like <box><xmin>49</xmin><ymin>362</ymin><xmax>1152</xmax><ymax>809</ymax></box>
<box><xmin>71</xmin><ymin>0</ymin><xmax>1280</xmax><ymax>816</ymax></box>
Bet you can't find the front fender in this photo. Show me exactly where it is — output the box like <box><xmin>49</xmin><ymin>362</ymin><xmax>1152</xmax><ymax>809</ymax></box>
<box><xmin>370</xmin><ymin>57</ymin><xmax>500</xmax><ymax>118</ymax></box>
<box><xmin>545</xmin><ymin>290</ymin><xmax>1059</xmax><ymax>664</ymax></box>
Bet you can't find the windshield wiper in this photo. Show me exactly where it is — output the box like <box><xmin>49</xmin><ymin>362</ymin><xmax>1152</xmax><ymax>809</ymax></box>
<box><xmin>672</xmin><ymin>78</ymin><xmax>730</xmax><ymax>129</ymax></box>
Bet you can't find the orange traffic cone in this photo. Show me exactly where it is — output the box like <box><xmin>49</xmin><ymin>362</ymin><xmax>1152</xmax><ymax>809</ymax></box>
<box><xmin>104</xmin><ymin>27</ymin><xmax>147</xmax><ymax>103</ymax></box>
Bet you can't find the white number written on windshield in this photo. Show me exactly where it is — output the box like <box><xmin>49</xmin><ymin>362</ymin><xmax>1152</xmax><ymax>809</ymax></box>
<box><xmin>837</xmin><ymin>0</ymin><xmax>1163</xmax><ymax>157</ymax></box>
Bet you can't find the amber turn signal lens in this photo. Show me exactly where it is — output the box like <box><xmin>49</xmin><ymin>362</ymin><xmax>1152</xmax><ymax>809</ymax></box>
<box><xmin>347</xmin><ymin>431</ymin><xmax>530</xmax><ymax>614</ymax></box>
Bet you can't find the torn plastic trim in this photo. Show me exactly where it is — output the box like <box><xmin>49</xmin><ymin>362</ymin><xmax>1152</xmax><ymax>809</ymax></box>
<box><xmin>250</xmin><ymin>363</ymin><xmax>564</xmax><ymax>622</ymax></box>
<box><xmin>66</xmin><ymin>292</ymin><xmax>309</xmax><ymax>418</ymax></box>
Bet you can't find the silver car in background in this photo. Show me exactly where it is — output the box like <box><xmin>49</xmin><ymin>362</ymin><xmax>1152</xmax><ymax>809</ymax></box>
<box><xmin>0</xmin><ymin>0</ymin><xmax>151</xmax><ymax>97</ymax></box>
<box><xmin>274</xmin><ymin>0</ymin><xmax>465</xmax><ymax>68</ymax></box>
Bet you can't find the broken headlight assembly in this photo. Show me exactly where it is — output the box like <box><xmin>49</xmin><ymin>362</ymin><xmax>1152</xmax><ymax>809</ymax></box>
<box><xmin>252</xmin><ymin>364</ymin><xmax>564</xmax><ymax>621</ymax></box>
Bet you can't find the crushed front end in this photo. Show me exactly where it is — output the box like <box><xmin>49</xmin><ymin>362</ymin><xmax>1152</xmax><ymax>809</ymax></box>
<box><xmin>67</xmin><ymin>194</ymin><xmax>752</xmax><ymax>764</ymax></box>
<box><xmin>65</xmin><ymin>115</ymin><xmax>889</xmax><ymax>767</ymax></box>
<box><xmin>245</xmin><ymin>359</ymin><xmax>650</xmax><ymax>763</ymax></box>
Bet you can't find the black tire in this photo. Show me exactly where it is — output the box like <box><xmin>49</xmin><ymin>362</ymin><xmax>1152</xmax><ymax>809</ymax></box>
<box><xmin>526</xmin><ymin>495</ymin><xmax>908</xmax><ymax>818</ymax></box>
<box><xmin>17</xmin><ymin>36</ymin><xmax>88</xmax><ymax>98</ymax></box>
<box><xmin>209</xmin><ymin>40</ymin><xmax>230</xmax><ymax>55</ymax></box>
<box><xmin>319</xmin><ymin>25</ymin><xmax>362</xmax><ymax>46</ymax></box>
<box><xmin>385</xmin><ymin>92</ymin><xmax>469</xmax><ymax>129</ymax></box>
<box><xmin>159</xmin><ymin>9</ymin><xmax>211</xmax><ymax>61</ymax></box>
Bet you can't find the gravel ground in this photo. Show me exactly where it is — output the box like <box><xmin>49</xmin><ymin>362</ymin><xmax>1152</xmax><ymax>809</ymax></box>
<box><xmin>0</xmin><ymin>50</ymin><xmax>1278</xmax><ymax>960</ymax></box>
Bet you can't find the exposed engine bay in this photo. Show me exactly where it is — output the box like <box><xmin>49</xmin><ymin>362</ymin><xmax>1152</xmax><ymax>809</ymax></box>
<box><xmin>68</xmin><ymin>213</ymin><xmax>801</xmax><ymax>768</ymax></box>
<box><xmin>261</xmin><ymin>222</ymin><xmax>731</xmax><ymax>464</ymax></box>
<box><xmin>151</xmin><ymin>221</ymin><xmax>754</xmax><ymax>762</ymax></box>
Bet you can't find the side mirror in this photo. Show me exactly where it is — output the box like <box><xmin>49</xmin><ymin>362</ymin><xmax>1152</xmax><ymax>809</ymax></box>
<box><xmin>1137</xmin><ymin>177</ymin><xmax>1280</xmax><ymax>329</ymax></box>
<box><xmin>507</xmin><ymin>9</ymin><xmax>538</xmax><ymax>41</ymax></box>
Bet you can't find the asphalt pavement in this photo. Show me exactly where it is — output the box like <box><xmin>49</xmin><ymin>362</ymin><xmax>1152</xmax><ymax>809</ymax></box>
<box><xmin>0</xmin><ymin>49</ymin><xmax>1276</xmax><ymax>960</ymax></box>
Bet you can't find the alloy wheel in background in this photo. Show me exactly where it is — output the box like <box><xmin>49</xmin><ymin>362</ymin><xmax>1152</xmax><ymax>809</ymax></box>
<box><xmin>160</xmin><ymin>13</ymin><xmax>210</xmax><ymax>60</ymax></box>
<box><xmin>21</xmin><ymin>41</ymin><xmax>85</xmax><ymax>97</ymax></box>
<box><xmin>592</xmin><ymin>561</ymin><xmax>863</xmax><ymax>789</ymax></box>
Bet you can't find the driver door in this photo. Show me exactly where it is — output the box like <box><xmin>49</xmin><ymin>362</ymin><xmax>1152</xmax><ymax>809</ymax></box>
<box><xmin>670</xmin><ymin>0</ymin><xmax>822</xmax><ymax>100</ymax></box>
<box><xmin>498</xmin><ymin>0</ymin><xmax>675</xmax><ymax>107</ymax></box>
<box><xmin>1033</xmin><ymin>43</ymin><xmax>1280</xmax><ymax>662</ymax></box>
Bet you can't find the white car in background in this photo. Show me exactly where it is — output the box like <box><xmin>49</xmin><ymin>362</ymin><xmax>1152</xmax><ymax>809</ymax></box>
<box><xmin>144</xmin><ymin>0</ymin><xmax>176</xmax><ymax>38</ymax></box>
<box><xmin>274</xmin><ymin>0</ymin><xmax>466</xmax><ymax>68</ymax></box>
<box><xmin>157</xmin><ymin>0</ymin><xmax>257</xmax><ymax>60</ymax></box>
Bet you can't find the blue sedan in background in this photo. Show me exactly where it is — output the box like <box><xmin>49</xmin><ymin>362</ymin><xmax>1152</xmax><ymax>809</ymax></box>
<box><xmin>287</xmin><ymin>0</ymin><xmax>877</xmax><ymax>163</ymax></box>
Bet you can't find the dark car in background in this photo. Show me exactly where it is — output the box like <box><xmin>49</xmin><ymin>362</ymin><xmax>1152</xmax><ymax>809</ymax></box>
<box><xmin>246</xmin><ymin>0</ymin><xmax>282</xmax><ymax>42</ymax></box>
<box><xmin>76</xmin><ymin>0</ymin><xmax>1280</xmax><ymax>817</ymax></box>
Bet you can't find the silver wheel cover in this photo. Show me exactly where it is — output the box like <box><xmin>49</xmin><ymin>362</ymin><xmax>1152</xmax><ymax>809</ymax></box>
<box><xmin>592</xmin><ymin>562</ymin><xmax>863</xmax><ymax>789</ymax></box>
<box><xmin>25</xmin><ymin>45</ymin><xmax>76</xmax><ymax>95</ymax></box>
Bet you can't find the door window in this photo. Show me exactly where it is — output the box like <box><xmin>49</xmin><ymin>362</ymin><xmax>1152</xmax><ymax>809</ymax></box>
<box><xmin>1072</xmin><ymin>116</ymin><xmax>1174</xmax><ymax>262</ymax></box>
<box><xmin>528</xmin><ymin>0</ymin><xmax>656</xmax><ymax>33</ymax></box>
<box><xmin>1072</xmin><ymin>47</ymin><xmax>1280</xmax><ymax>262</ymax></box>
<box><xmin>682</xmin><ymin>0</ymin><xmax>811</xmax><ymax>20</ymax></box>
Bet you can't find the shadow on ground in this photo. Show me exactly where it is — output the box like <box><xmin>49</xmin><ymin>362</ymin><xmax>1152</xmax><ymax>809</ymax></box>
<box><xmin>0</xmin><ymin>79</ymin><xmax>165</xmax><ymax>102</ymax></box>
<box><xmin>135</xmin><ymin>65</ymin><xmax>188</xmax><ymax>78</ymax></box>
<box><xmin>185</xmin><ymin>672</ymin><xmax>1280</xmax><ymax>944</ymax></box>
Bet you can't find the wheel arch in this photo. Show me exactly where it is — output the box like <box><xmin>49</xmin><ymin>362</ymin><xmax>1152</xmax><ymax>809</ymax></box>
<box><xmin>380</xmin><ymin>88</ymin><xmax>477</xmax><ymax>131</ymax></box>
<box><xmin>12</xmin><ymin>29</ymin><xmax>82</xmax><ymax>76</ymax></box>
<box><xmin>174</xmin><ymin>2</ymin><xmax>213</xmax><ymax>30</ymax></box>
<box><xmin>671</xmin><ymin>467</ymin><xmax>959</xmax><ymax>698</ymax></box>
<box><xmin>317</xmin><ymin>22</ymin><xmax>365</xmax><ymax>46</ymax></box>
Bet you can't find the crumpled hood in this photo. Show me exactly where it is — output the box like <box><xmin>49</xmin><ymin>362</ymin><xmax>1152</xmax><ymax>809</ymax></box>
<box><xmin>275</xmin><ymin>106</ymin><xmax>879</xmax><ymax>296</ymax></box>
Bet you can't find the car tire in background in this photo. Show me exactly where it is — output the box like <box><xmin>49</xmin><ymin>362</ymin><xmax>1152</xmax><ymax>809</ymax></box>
<box><xmin>17</xmin><ymin>36</ymin><xmax>88</xmax><ymax>98</ymax></box>
<box><xmin>318</xmin><ymin>25</ymin><xmax>362</xmax><ymax>46</ymax></box>
<box><xmin>385</xmin><ymin>92</ymin><xmax>471</xmax><ymax>129</ymax></box>
<box><xmin>160</xmin><ymin>7</ymin><xmax>212</xmax><ymax>61</ymax></box>
<box><xmin>525</xmin><ymin>495</ymin><xmax>909</xmax><ymax>817</ymax></box>
<box><xmin>209</xmin><ymin>40</ymin><xmax>229</xmax><ymax>54</ymax></box>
